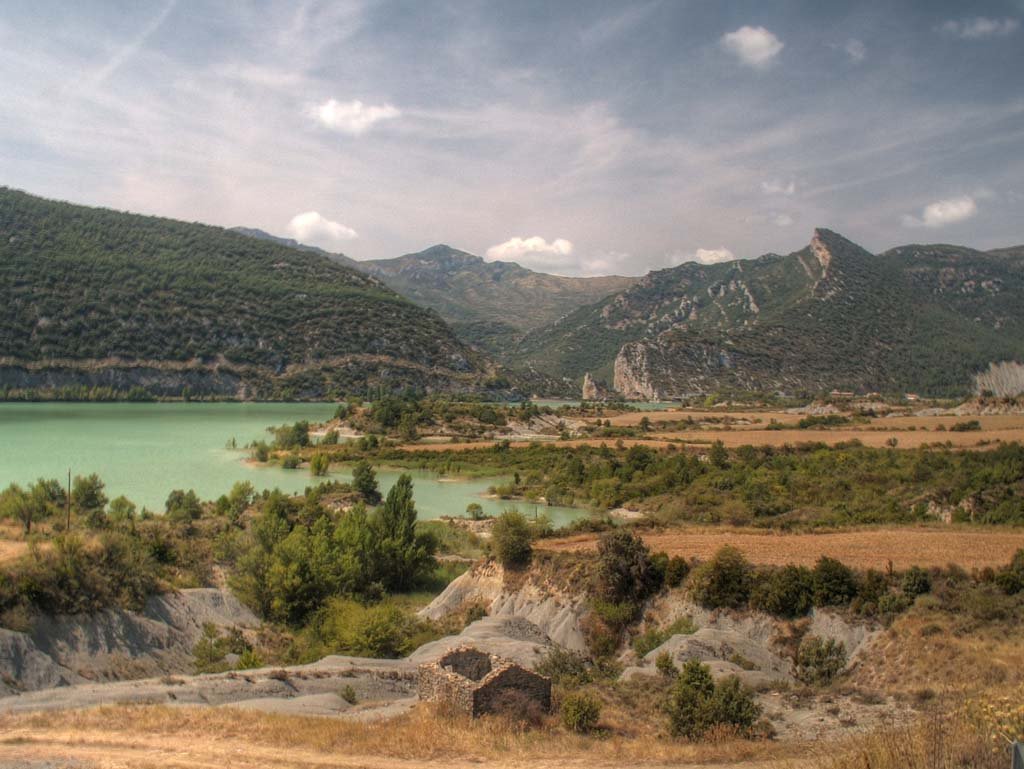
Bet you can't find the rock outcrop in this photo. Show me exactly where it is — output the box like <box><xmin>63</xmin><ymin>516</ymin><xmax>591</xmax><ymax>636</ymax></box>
<box><xmin>974</xmin><ymin>361</ymin><xmax>1024</xmax><ymax>397</ymax></box>
<box><xmin>0</xmin><ymin>588</ymin><xmax>257</xmax><ymax>694</ymax></box>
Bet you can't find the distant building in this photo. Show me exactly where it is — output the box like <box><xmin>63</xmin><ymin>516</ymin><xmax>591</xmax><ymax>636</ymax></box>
<box><xmin>829</xmin><ymin>390</ymin><xmax>855</xmax><ymax>399</ymax></box>
<box><xmin>904</xmin><ymin>393</ymin><xmax>920</xmax><ymax>402</ymax></box>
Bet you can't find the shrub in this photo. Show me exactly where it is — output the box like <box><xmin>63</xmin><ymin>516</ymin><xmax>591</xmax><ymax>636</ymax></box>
<box><xmin>749</xmin><ymin>565</ymin><xmax>814</xmax><ymax>618</ymax></box>
<box><xmin>655</xmin><ymin>651</ymin><xmax>678</xmax><ymax>678</ymax></box>
<box><xmin>310</xmin><ymin>453</ymin><xmax>329</xmax><ymax>476</ymax></box>
<box><xmin>281</xmin><ymin>454</ymin><xmax>300</xmax><ymax>469</ymax></box>
<box><xmin>316</xmin><ymin>599</ymin><xmax>436</xmax><ymax>658</ymax></box>
<box><xmin>949</xmin><ymin>420</ymin><xmax>981</xmax><ymax>432</ymax></box>
<box><xmin>632</xmin><ymin>615</ymin><xmax>697</xmax><ymax>657</ymax></box>
<box><xmin>561</xmin><ymin>692</ymin><xmax>601</xmax><ymax>733</ymax></box>
<box><xmin>664</xmin><ymin>556</ymin><xmax>690</xmax><ymax>588</ymax></box>
<box><xmin>351</xmin><ymin>460</ymin><xmax>381</xmax><ymax>504</ymax></box>
<box><xmin>491</xmin><ymin>511</ymin><xmax>533</xmax><ymax>568</ymax></box>
<box><xmin>794</xmin><ymin>635</ymin><xmax>847</xmax><ymax>685</ymax></box>
<box><xmin>901</xmin><ymin>566</ymin><xmax>931</xmax><ymax>597</ymax></box>
<box><xmin>665</xmin><ymin>659</ymin><xmax>760</xmax><ymax>739</ymax></box>
<box><xmin>995</xmin><ymin>549</ymin><xmax>1024</xmax><ymax>595</ymax></box>
<box><xmin>340</xmin><ymin>684</ymin><xmax>357</xmax><ymax>704</ymax></box>
<box><xmin>596</xmin><ymin>528</ymin><xmax>662</xmax><ymax>604</ymax></box>
<box><xmin>689</xmin><ymin>546</ymin><xmax>753</xmax><ymax>609</ymax></box>
<box><xmin>537</xmin><ymin>647</ymin><xmax>592</xmax><ymax>687</ymax></box>
<box><xmin>812</xmin><ymin>557</ymin><xmax>857</xmax><ymax>607</ymax></box>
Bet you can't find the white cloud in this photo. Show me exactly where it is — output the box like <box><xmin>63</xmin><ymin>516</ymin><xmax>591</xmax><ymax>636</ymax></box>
<box><xmin>844</xmin><ymin>38</ymin><xmax>866</xmax><ymax>62</ymax></box>
<box><xmin>485</xmin><ymin>236</ymin><xmax>575</xmax><ymax>271</ymax></box>
<box><xmin>940</xmin><ymin>17</ymin><xmax>1019</xmax><ymax>39</ymax></box>
<box><xmin>311</xmin><ymin>98</ymin><xmax>400</xmax><ymax>135</ymax></box>
<box><xmin>720</xmin><ymin>26</ymin><xmax>784</xmax><ymax>69</ymax></box>
<box><xmin>287</xmin><ymin>211</ymin><xmax>358</xmax><ymax>248</ymax></box>
<box><xmin>901</xmin><ymin>196</ymin><xmax>978</xmax><ymax>228</ymax></box>
<box><xmin>674</xmin><ymin>247</ymin><xmax>736</xmax><ymax>265</ymax></box>
<box><xmin>760</xmin><ymin>179</ymin><xmax>795</xmax><ymax>196</ymax></box>
<box><xmin>772</xmin><ymin>213</ymin><xmax>794</xmax><ymax>227</ymax></box>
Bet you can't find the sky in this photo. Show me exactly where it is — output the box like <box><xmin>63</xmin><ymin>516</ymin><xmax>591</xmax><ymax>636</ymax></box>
<box><xmin>1</xmin><ymin>1</ymin><xmax>1023</xmax><ymax>276</ymax></box>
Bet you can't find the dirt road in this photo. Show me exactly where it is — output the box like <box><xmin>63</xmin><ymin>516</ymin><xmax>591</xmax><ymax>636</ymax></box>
<box><xmin>541</xmin><ymin>526</ymin><xmax>1024</xmax><ymax>569</ymax></box>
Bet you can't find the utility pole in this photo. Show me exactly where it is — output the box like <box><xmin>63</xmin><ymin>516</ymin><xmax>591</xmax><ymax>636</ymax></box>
<box><xmin>66</xmin><ymin>469</ymin><xmax>71</xmax><ymax>531</ymax></box>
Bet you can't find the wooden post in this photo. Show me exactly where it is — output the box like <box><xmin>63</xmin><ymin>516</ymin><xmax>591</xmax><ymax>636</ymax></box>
<box><xmin>66</xmin><ymin>469</ymin><xmax>71</xmax><ymax>531</ymax></box>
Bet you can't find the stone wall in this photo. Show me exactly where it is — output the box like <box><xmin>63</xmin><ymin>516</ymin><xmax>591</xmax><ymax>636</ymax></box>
<box><xmin>417</xmin><ymin>646</ymin><xmax>551</xmax><ymax>718</ymax></box>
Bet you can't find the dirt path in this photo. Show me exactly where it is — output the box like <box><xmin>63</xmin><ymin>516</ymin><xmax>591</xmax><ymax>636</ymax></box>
<box><xmin>540</xmin><ymin>526</ymin><xmax>1024</xmax><ymax>569</ymax></box>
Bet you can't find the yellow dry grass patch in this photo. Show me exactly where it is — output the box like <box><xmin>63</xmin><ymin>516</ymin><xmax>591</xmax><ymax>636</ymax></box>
<box><xmin>0</xmin><ymin>704</ymin><xmax>799</xmax><ymax>768</ymax></box>
<box><xmin>540</xmin><ymin>526</ymin><xmax>1024</xmax><ymax>570</ymax></box>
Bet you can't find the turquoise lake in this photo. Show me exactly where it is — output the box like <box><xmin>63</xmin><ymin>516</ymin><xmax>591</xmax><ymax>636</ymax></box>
<box><xmin>0</xmin><ymin>402</ymin><xmax>586</xmax><ymax>525</ymax></box>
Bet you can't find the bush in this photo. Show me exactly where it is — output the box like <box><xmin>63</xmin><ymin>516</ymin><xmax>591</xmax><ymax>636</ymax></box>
<box><xmin>310</xmin><ymin>453</ymin><xmax>329</xmax><ymax>476</ymax></box>
<box><xmin>561</xmin><ymin>692</ymin><xmax>601</xmax><ymax>733</ymax></box>
<box><xmin>995</xmin><ymin>549</ymin><xmax>1024</xmax><ymax>595</ymax></box>
<box><xmin>315</xmin><ymin>599</ymin><xmax>436</xmax><ymax>658</ymax></box>
<box><xmin>537</xmin><ymin>647</ymin><xmax>592</xmax><ymax>686</ymax></box>
<box><xmin>655</xmin><ymin>651</ymin><xmax>678</xmax><ymax>678</ymax></box>
<box><xmin>949</xmin><ymin>420</ymin><xmax>981</xmax><ymax>432</ymax></box>
<box><xmin>491</xmin><ymin>511</ymin><xmax>533</xmax><ymax>568</ymax></box>
<box><xmin>794</xmin><ymin>635</ymin><xmax>847</xmax><ymax>685</ymax></box>
<box><xmin>281</xmin><ymin>454</ymin><xmax>300</xmax><ymax>470</ymax></box>
<box><xmin>664</xmin><ymin>556</ymin><xmax>690</xmax><ymax>588</ymax></box>
<box><xmin>632</xmin><ymin>615</ymin><xmax>697</xmax><ymax>657</ymax></box>
<box><xmin>665</xmin><ymin>659</ymin><xmax>761</xmax><ymax>739</ymax></box>
<box><xmin>689</xmin><ymin>546</ymin><xmax>753</xmax><ymax>609</ymax></box>
<box><xmin>596</xmin><ymin>528</ymin><xmax>662</xmax><ymax>604</ymax></box>
<box><xmin>749</xmin><ymin>565</ymin><xmax>814</xmax><ymax>618</ymax></box>
<box><xmin>812</xmin><ymin>557</ymin><xmax>857</xmax><ymax>607</ymax></box>
<box><xmin>340</xmin><ymin>684</ymin><xmax>357</xmax><ymax>704</ymax></box>
<box><xmin>901</xmin><ymin>566</ymin><xmax>931</xmax><ymax>597</ymax></box>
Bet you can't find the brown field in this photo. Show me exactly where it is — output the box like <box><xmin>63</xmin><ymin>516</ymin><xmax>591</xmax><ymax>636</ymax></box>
<box><xmin>653</xmin><ymin>427</ymin><xmax>1024</xmax><ymax>449</ymax></box>
<box><xmin>540</xmin><ymin>526</ymin><xmax>1024</xmax><ymax>570</ymax></box>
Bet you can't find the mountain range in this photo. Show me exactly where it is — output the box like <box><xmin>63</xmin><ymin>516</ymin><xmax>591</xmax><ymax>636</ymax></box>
<box><xmin>231</xmin><ymin>230</ymin><xmax>635</xmax><ymax>354</ymax></box>
<box><xmin>511</xmin><ymin>229</ymin><xmax>1024</xmax><ymax>398</ymax></box>
<box><xmin>3</xmin><ymin>187</ymin><xmax>1022</xmax><ymax>400</ymax></box>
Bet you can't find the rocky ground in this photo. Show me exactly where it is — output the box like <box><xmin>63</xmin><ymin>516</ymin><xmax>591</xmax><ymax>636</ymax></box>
<box><xmin>0</xmin><ymin>561</ymin><xmax>909</xmax><ymax>744</ymax></box>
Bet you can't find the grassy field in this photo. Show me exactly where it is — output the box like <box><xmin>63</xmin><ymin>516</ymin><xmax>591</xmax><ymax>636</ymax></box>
<box><xmin>540</xmin><ymin>525</ymin><xmax>1024</xmax><ymax>569</ymax></box>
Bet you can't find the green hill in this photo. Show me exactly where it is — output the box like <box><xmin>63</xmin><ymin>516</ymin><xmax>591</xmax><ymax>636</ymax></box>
<box><xmin>512</xmin><ymin>230</ymin><xmax>1024</xmax><ymax>398</ymax></box>
<box><xmin>0</xmin><ymin>188</ymin><xmax>493</xmax><ymax>399</ymax></box>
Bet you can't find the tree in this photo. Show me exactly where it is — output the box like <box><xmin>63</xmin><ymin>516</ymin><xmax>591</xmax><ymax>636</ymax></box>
<box><xmin>108</xmin><ymin>495</ymin><xmax>137</xmax><ymax>523</ymax></box>
<box><xmin>709</xmin><ymin>440</ymin><xmax>729</xmax><ymax>469</ymax></box>
<box><xmin>596</xmin><ymin>528</ymin><xmax>662</xmax><ymax>604</ymax></box>
<box><xmin>310</xmin><ymin>453</ymin><xmax>329</xmax><ymax>476</ymax></box>
<box><xmin>491</xmin><ymin>510</ymin><xmax>533</xmax><ymax>568</ymax></box>
<box><xmin>372</xmin><ymin>474</ymin><xmax>434</xmax><ymax>591</ymax></box>
<box><xmin>352</xmin><ymin>460</ymin><xmax>380</xmax><ymax>503</ymax></box>
<box><xmin>465</xmin><ymin>502</ymin><xmax>484</xmax><ymax>520</ymax></box>
<box><xmin>165</xmin><ymin>489</ymin><xmax>202</xmax><ymax>523</ymax></box>
<box><xmin>72</xmin><ymin>473</ymin><xmax>108</xmax><ymax>527</ymax></box>
<box><xmin>1</xmin><ymin>484</ymin><xmax>35</xmax><ymax>534</ymax></box>
<box><xmin>689</xmin><ymin>546</ymin><xmax>753</xmax><ymax>609</ymax></box>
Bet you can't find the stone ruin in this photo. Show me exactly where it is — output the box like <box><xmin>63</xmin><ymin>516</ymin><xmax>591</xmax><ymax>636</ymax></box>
<box><xmin>416</xmin><ymin>646</ymin><xmax>552</xmax><ymax>718</ymax></box>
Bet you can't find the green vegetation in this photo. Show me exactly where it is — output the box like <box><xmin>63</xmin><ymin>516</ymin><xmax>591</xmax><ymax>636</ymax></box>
<box><xmin>794</xmin><ymin>636</ymin><xmax>848</xmax><ymax>685</ymax></box>
<box><xmin>560</xmin><ymin>692</ymin><xmax>601</xmax><ymax>733</ymax></box>
<box><xmin>339</xmin><ymin>440</ymin><xmax>1024</xmax><ymax>527</ymax></box>
<box><xmin>688</xmin><ymin>546</ymin><xmax>754</xmax><ymax>610</ymax></box>
<box><xmin>664</xmin><ymin>659</ymin><xmax>761</xmax><ymax>739</ymax></box>
<box><xmin>0</xmin><ymin>187</ymin><xmax>487</xmax><ymax>399</ymax></box>
<box><xmin>491</xmin><ymin>511</ymin><xmax>534</xmax><ymax>568</ymax></box>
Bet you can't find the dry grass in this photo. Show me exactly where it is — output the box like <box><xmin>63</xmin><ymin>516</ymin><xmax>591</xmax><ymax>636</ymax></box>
<box><xmin>794</xmin><ymin>709</ymin><xmax>1002</xmax><ymax>769</ymax></box>
<box><xmin>540</xmin><ymin>526</ymin><xmax>1024</xmax><ymax>570</ymax></box>
<box><xmin>0</xmin><ymin>703</ymin><xmax>800</xmax><ymax>768</ymax></box>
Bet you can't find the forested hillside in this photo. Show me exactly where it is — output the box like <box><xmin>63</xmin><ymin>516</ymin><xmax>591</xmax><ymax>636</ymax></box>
<box><xmin>512</xmin><ymin>230</ymin><xmax>1024</xmax><ymax>398</ymax></box>
<box><xmin>0</xmin><ymin>188</ymin><xmax>493</xmax><ymax>399</ymax></box>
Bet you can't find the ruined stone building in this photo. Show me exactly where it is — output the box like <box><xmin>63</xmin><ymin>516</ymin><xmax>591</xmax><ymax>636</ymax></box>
<box><xmin>416</xmin><ymin>647</ymin><xmax>552</xmax><ymax>717</ymax></box>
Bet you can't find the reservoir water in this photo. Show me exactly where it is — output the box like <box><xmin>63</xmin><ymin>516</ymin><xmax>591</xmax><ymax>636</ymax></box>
<box><xmin>0</xmin><ymin>402</ymin><xmax>586</xmax><ymax>525</ymax></box>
